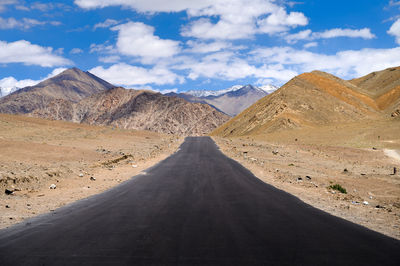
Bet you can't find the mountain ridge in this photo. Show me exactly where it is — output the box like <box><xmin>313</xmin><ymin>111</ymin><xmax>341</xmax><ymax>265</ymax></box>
<box><xmin>211</xmin><ymin>66</ymin><xmax>399</xmax><ymax>137</ymax></box>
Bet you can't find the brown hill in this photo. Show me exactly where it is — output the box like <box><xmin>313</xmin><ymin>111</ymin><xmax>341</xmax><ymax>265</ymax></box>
<box><xmin>350</xmin><ymin>66</ymin><xmax>400</xmax><ymax>116</ymax></box>
<box><xmin>0</xmin><ymin>68</ymin><xmax>114</xmax><ymax>114</ymax></box>
<box><xmin>31</xmin><ymin>87</ymin><xmax>230</xmax><ymax>136</ymax></box>
<box><xmin>212</xmin><ymin>67</ymin><xmax>399</xmax><ymax>137</ymax></box>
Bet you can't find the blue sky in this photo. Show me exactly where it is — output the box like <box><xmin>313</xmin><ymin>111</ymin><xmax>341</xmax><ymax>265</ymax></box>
<box><xmin>1</xmin><ymin>0</ymin><xmax>400</xmax><ymax>94</ymax></box>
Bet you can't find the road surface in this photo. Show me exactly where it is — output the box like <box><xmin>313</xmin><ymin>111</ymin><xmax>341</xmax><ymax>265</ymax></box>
<box><xmin>0</xmin><ymin>137</ymin><xmax>399</xmax><ymax>265</ymax></box>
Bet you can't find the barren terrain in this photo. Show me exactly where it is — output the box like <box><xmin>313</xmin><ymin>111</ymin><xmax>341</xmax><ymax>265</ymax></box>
<box><xmin>0</xmin><ymin>114</ymin><xmax>182</xmax><ymax>229</ymax></box>
<box><xmin>213</xmin><ymin>119</ymin><xmax>400</xmax><ymax>239</ymax></box>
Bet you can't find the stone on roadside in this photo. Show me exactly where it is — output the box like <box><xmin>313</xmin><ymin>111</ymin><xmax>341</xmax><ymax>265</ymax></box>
<box><xmin>90</xmin><ymin>176</ymin><xmax>96</xmax><ymax>181</ymax></box>
<box><xmin>132</xmin><ymin>164</ymin><xmax>138</xmax><ymax>168</ymax></box>
<box><xmin>49</xmin><ymin>184</ymin><xmax>57</xmax><ymax>189</ymax></box>
<box><xmin>5</xmin><ymin>189</ymin><xmax>14</xmax><ymax>195</ymax></box>
<box><xmin>363</xmin><ymin>201</ymin><xmax>369</xmax><ymax>205</ymax></box>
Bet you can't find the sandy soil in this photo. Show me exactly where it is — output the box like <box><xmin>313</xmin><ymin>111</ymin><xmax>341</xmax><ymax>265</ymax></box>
<box><xmin>213</xmin><ymin>121</ymin><xmax>400</xmax><ymax>240</ymax></box>
<box><xmin>0</xmin><ymin>114</ymin><xmax>183</xmax><ymax>229</ymax></box>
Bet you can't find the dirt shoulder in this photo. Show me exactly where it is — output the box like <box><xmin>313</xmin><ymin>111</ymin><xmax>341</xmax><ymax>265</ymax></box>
<box><xmin>0</xmin><ymin>114</ymin><xmax>183</xmax><ymax>229</ymax></box>
<box><xmin>212</xmin><ymin>121</ymin><xmax>400</xmax><ymax>240</ymax></box>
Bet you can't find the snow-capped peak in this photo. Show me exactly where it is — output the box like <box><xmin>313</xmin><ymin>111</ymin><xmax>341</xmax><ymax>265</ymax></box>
<box><xmin>258</xmin><ymin>85</ymin><xmax>278</xmax><ymax>94</ymax></box>
<box><xmin>185</xmin><ymin>85</ymin><xmax>243</xmax><ymax>97</ymax></box>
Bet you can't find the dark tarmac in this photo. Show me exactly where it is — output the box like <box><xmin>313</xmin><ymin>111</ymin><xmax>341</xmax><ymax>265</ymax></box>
<box><xmin>0</xmin><ymin>137</ymin><xmax>399</xmax><ymax>265</ymax></box>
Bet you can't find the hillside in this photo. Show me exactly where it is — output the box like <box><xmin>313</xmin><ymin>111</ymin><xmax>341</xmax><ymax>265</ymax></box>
<box><xmin>167</xmin><ymin>85</ymin><xmax>276</xmax><ymax>116</ymax></box>
<box><xmin>0</xmin><ymin>68</ymin><xmax>114</xmax><ymax>114</ymax></box>
<box><xmin>211</xmin><ymin>67</ymin><xmax>398</xmax><ymax>137</ymax></box>
<box><xmin>31</xmin><ymin>87</ymin><xmax>230</xmax><ymax>136</ymax></box>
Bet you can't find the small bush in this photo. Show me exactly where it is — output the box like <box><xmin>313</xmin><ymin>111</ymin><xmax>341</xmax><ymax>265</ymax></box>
<box><xmin>329</xmin><ymin>184</ymin><xmax>347</xmax><ymax>194</ymax></box>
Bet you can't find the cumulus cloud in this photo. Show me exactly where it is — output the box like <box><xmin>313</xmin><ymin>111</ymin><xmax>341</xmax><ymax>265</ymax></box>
<box><xmin>251</xmin><ymin>46</ymin><xmax>400</xmax><ymax>78</ymax></box>
<box><xmin>0</xmin><ymin>40</ymin><xmax>72</xmax><ymax>67</ymax></box>
<box><xmin>181</xmin><ymin>0</ymin><xmax>308</xmax><ymax>39</ymax></box>
<box><xmin>388</xmin><ymin>19</ymin><xmax>400</xmax><ymax>44</ymax></box>
<box><xmin>89</xmin><ymin>63</ymin><xmax>184</xmax><ymax>87</ymax></box>
<box><xmin>0</xmin><ymin>68</ymin><xmax>67</xmax><ymax>95</ymax></box>
<box><xmin>285</xmin><ymin>28</ymin><xmax>375</xmax><ymax>43</ymax></box>
<box><xmin>75</xmin><ymin>0</ymin><xmax>308</xmax><ymax>40</ymax></box>
<box><xmin>173</xmin><ymin>51</ymin><xmax>297</xmax><ymax>82</ymax></box>
<box><xmin>111</xmin><ymin>22</ymin><xmax>180</xmax><ymax>63</ymax></box>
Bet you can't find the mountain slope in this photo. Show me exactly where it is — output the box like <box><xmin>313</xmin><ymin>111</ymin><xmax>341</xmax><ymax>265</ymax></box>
<box><xmin>0</xmin><ymin>68</ymin><xmax>114</xmax><ymax>114</ymax></box>
<box><xmin>167</xmin><ymin>84</ymin><xmax>277</xmax><ymax>116</ymax></box>
<box><xmin>31</xmin><ymin>87</ymin><xmax>230</xmax><ymax>136</ymax></box>
<box><xmin>350</xmin><ymin>66</ymin><xmax>400</xmax><ymax>116</ymax></box>
<box><xmin>211</xmin><ymin>70</ymin><xmax>387</xmax><ymax>137</ymax></box>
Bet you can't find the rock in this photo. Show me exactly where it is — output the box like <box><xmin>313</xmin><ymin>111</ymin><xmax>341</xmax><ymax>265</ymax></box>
<box><xmin>375</xmin><ymin>205</ymin><xmax>384</xmax><ymax>209</ymax></box>
<box><xmin>297</xmin><ymin>177</ymin><xmax>303</xmax><ymax>181</ymax></box>
<box><xmin>351</xmin><ymin>201</ymin><xmax>360</xmax><ymax>205</ymax></box>
<box><xmin>5</xmin><ymin>205</ymin><xmax>10</xmax><ymax>208</ymax></box>
<box><xmin>343</xmin><ymin>168</ymin><xmax>348</xmax><ymax>173</ymax></box>
<box><xmin>90</xmin><ymin>176</ymin><xmax>96</xmax><ymax>181</ymax></box>
<box><xmin>306</xmin><ymin>175</ymin><xmax>311</xmax><ymax>180</ymax></box>
<box><xmin>369</xmin><ymin>196</ymin><xmax>373</xmax><ymax>199</ymax></box>
<box><xmin>363</xmin><ymin>201</ymin><xmax>369</xmax><ymax>205</ymax></box>
<box><xmin>272</xmin><ymin>150</ymin><xmax>279</xmax><ymax>155</ymax></box>
<box><xmin>132</xmin><ymin>164</ymin><xmax>138</xmax><ymax>168</ymax></box>
<box><xmin>79</xmin><ymin>173</ymin><xmax>84</xmax><ymax>177</ymax></box>
<box><xmin>49</xmin><ymin>184</ymin><xmax>56</xmax><ymax>189</ymax></box>
<box><xmin>372</xmin><ymin>147</ymin><xmax>377</xmax><ymax>150</ymax></box>
<box><xmin>5</xmin><ymin>189</ymin><xmax>14</xmax><ymax>195</ymax></box>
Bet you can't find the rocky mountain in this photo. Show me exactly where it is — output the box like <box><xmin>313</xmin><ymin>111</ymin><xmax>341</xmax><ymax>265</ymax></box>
<box><xmin>31</xmin><ymin>87</ymin><xmax>230</xmax><ymax>136</ymax></box>
<box><xmin>212</xmin><ymin>67</ymin><xmax>400</xmax><ymax>137</ymax></box>
<box><xmin>166</xmin><ymin>84</ymin><xmax>278</xmax><ymax>116</ymax></box>
<box><xmin>0</xmin><ymin>68</ymin><xmax>115</xmax><ymax>114</ymax></box>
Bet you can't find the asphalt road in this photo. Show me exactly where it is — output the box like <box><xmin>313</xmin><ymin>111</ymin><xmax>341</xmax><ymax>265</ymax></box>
<box><xmin>0</xmin><ymin>137</ymin><xmax>399</xmax><ymax>265</ymax></box>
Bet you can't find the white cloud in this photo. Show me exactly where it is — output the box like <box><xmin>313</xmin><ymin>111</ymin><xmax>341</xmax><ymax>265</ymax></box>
<box><xmin>70</xmin><ymin>48</ymin><xmax>83</xmax><ymax>54</ymax></box>
<box><xmin>186</xmin><ymin>40</ymin><xmax>233</xmax><ymax>53</ymax></box>
<box><xmin>388</xmin><ymin>19</ymin><xmax>400</xmax><ymax>44</ymax></box>
<box><xmin>0</xmin><ymin>0</ymin><xmax>17</xmax><ymax>12</ymax></box>
<box><xmin>251</xmin><ymin>46</ymin><xmax>400</xmax><ymax>79</ymax></box>
<box><xmin>0</xmin><ymin>17</ymin><xmax>58</xmax><ymax>29</ymax></box>
<box><xmin>182</xmin><ymin>0</ymin><xmax>308</xmax><ymax>40</ymax></box>
<box><xmin>315</xmin><ymin>28</ymin><xmax>375</xmax><ymax>39</ymax></box>
<box><xmin>174</xmin><ymin>51</ymin><xmax>297</xmax><ymax>82</ymax></box>
<box><xmin>257</xmin><ymin>7</ymin><xmax>308</xmax><ymax>35</ymax></box>
<box><xmin>99</xmin><ymin>55</ymin><xmax>121</xmax><ymax>63</ymax></box>
<box><xmin>74</xmin><ymin>0</ymin><xmax>212</xmax><ymax>12</ymax></box>
<box><xmin>0</xmin><ymin>67</ymin><xmax>67</xmax><ymax>95</ymax></box>
<box><xmin>111</xmin><ymin>21</ymin><xmax>180</xmax><ymax>63</ymax></box>
<box><xmin>75</xmin><ymin>0</ymin><xmax>308</xmax><ymax>40</ymax></box>
<box><xmin>89</xmin><ymin>63</ymin><xmax>184</xmax><ymax>86</ymax></box>
<box><xmin>94</xmin><ymin>19</ymin><xmax>120</xmax><ymax>29</ymax></box>
<box><xmin>303</xmin><ymin>42</ymin><xmax>318</xmax><ymax>48</ymax></box>
<box><xmin>285</xmin><ymin>28</ymin><xmax>375</xmax><ymax>43</ymax></box>
<box><xmin>285</xmin><ymin>29</ymin><xmax>312</xmax><ymax>43</ymax></box>
<box><xmin>0</xmin><ymin>40</ymin><xmax>72</xmax><ymax>67</ymax></box>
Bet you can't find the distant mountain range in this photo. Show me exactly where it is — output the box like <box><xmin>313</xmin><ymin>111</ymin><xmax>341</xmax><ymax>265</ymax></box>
<box><xmin>166</xmin><ymin>84</ymin><xmax>278</xmax><ymax>116</ymax></box>
<box><xmin>0</xmin><ymin>68</ymin><xmax>229</xmax><ymax>135</ymax></box>
<box><xmin>212</xmin><ymin>66</ymin><xmax>400</xmax><ymax>137</ymax></box>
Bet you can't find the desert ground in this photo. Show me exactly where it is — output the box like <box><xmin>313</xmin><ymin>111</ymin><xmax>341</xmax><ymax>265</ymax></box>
<box><xmin>0</xmin><ymin>114</ymin><xmax>182</xmax><ymax>229</ymax></box>
<box><xmin>213</xmin><ymin>118</ymin><xmax>400</xmax><ymax>240</ymax></box>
